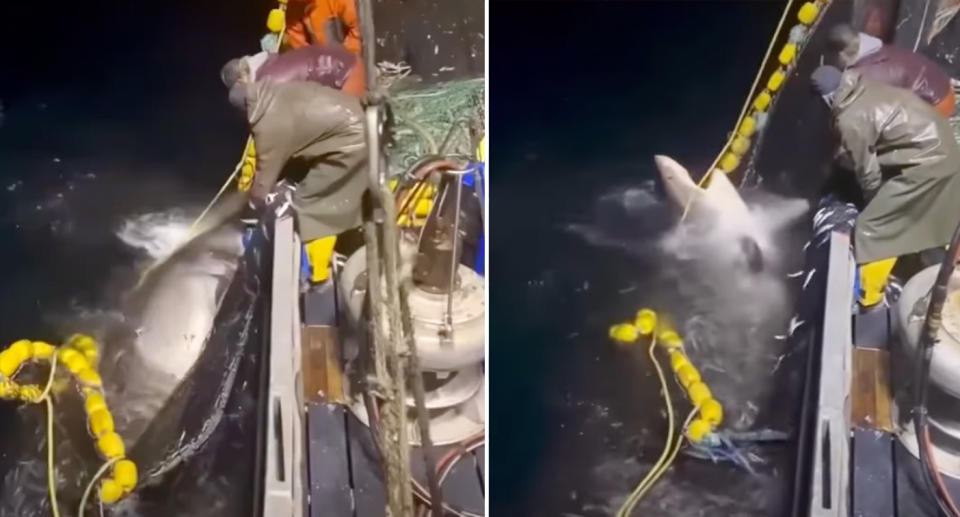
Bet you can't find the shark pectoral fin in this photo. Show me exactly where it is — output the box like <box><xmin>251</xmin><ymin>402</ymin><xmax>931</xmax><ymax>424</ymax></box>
<box><xmin>703</xmin><ymin>170</ymin><xmax>751</xmax><ymax>216</ymax></box>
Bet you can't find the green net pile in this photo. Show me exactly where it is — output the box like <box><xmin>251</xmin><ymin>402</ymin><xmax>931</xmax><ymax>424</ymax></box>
<box><xmin>385</xmin><ymin>77</ymin><xmax>485</xmax><ymax>176</ymax></box>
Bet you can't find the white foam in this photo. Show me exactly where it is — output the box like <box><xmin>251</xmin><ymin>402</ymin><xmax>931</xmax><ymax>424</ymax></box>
<box><xmin>116</xmin><ymin>210</ymin><xmax>198</xmax><ymax>259</ymax></box>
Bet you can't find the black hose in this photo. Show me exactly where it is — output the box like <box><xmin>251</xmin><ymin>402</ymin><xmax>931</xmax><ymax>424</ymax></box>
<box><xmin>912</xmin><ymin>219</ymin><xmax>960</xmax><ymax>517</ymax></box>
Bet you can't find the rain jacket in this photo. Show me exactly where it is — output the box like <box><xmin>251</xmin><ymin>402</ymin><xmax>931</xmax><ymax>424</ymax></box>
<box><xmin>285</xmin><ymin>0</ymin><xmax>361</xmax><ymax>54</ymax></box>
<box><xmin>242</xmin><ymin>80</ymin><xmax>367</xmax><ymax>240</ymax></box>
<box><xmin>833</xmin><ymin>70</ymin><xmax>960</xmax><ymax>264</ymax></box>
<box><xmin>254</xmin><ymin>44</ymin><xmax>365</xmax><ymax>96</ymax></box>
<box><xmin>849</xmin><ymin>42</ymin><xmax>952</xmax><ymax>108</ymax></box>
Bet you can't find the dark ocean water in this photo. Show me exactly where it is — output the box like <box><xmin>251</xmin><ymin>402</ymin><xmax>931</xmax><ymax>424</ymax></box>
<box><xmin>0</xmin><ymin>0</ymin><xmax>260</xmax><ymax>345</ymax></box>
<box><xmin>0</xmin><ymin>2</ymin><xmax>264</xmax><ymax>515</ymax></box>
<box><xmin>490</xmin><ymin>2</ymin><xmax>799</xmax><ymax>515</ymax></box>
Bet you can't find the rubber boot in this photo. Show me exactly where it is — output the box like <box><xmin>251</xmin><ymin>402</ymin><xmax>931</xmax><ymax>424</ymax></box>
<box><xmin>859</xmin><ymin>257</ymin><xmax>898</xmax><ymax>308</ymax></box>
<box><xmin>304</xmin><ymin>235</ymin><xmax>338</xmax><ymax>283</ymax></box>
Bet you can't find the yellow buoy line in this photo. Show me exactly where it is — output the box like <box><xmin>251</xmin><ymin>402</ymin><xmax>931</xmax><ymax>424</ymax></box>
<box><xmin>0</xmin><ymin>335</ymin><xmax>137</xmax><ymax>517</ymax></box>
<box><xmin>682</xmin><ymin>0</ymin><xmax>830</xmax><ymax>222</ymax></box>
<box><xmin>609</xmin><ymin>309</ymin><xmax>724</xmax><ymax>515</ymax></box>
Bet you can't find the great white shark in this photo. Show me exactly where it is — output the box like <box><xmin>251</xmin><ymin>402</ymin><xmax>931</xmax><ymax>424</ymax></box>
<box><xmin>103</xmin><ymin>216</ymin><xmax>245</xmax><ymax>446</ymax></box>
<box><xmin>0</xmin><ymin>213</ymin><xmax>246</xmax><ymax>516</ymax></box>
<box><xmin>653</xmin><ymin>154</ymin><xmax>808</xmax><ymax>273</ymax></box>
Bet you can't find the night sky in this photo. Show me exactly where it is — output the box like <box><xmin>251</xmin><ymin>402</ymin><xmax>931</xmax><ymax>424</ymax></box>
<box><xmin>491</xmin><ymin>2</ymin><xmax>783</xmax><ymax>514</ymax></box>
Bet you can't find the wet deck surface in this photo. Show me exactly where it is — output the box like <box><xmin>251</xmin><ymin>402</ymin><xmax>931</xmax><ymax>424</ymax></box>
<box><xmin>302</xmin><ymin>282</ymin><xmax>486</xmax><ymax>516</ymax></box>
<box><xmin>851</xmin><ymin>302</ymin><xmax>960</xmax><ymax>517</ymax></box>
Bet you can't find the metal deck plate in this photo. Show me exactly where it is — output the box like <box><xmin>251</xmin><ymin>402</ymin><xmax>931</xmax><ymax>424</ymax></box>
<box><xmin>346</xmin><ymin>411</ymin><xmax>388</xmax><ymax>517</ymax></box>
<box><xmin>851</xmin><ymin>428</ymin><xmax>895</xmax><ymax>517</ymax></box>
<box><xmin>854</xmin><ymin>306</ymin><xmax>891</xmax><ymax>351</ymax></box>
<box><xmin>306</xmin><ymin>403</ymin><xmax>354</xmax><ymax>517</ymax></box>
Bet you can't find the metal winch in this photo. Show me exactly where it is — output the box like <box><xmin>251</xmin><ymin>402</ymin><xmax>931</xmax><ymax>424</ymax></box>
<box><xmin>897</xmin><ymin>265</ymin><xmax>960</xmax><ymax>477</ymax></box>
<box><xmin>339</xmin><ymin>170</ymin><xmax>485</xmax><ymax>445</ymax></box>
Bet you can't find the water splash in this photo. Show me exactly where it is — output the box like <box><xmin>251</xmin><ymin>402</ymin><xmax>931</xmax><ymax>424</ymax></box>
<box><xmin>115</xmin><ymin>210</ymin><xmax>199</xmax><ymax>260</ymax></box>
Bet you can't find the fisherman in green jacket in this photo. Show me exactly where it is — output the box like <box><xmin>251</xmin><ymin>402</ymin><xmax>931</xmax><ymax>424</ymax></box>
<box><xmin>224</xmin><ymin>69</ymin><xmax>368</xmax><ymax>283</ymax></box>
<box><xmin>811</xmin><ymin>65</ymin><xmax>960</xmax><ymax>307</ymax></box>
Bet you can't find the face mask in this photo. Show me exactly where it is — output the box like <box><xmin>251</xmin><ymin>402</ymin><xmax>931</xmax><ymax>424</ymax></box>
<box><xmin>229</xmin><ymin>83</ymin><xmax>249</xmax><ymax>112</ymax></box>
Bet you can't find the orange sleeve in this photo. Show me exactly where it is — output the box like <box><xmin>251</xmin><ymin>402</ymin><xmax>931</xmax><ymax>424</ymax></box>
<box><xmin>341</xmin><ymin>59</ymin><xmax>366</xmax><ymax>96</ymax></box>
<box><xmin>284</xmin><ymin>20</ymin><xmax>311</xmax><ymax>49</ymax></box>
<box><xmin>307</xmin><ymin>0</ymin><xmax>362</xmax><ymax>54</ymax></box>
<box><xmin>337</xmin><ymin>0</ymin><xmax>362</xmax><ymax>54</ymax></box>
<box><xmin>283</xmin><ymin>1</ymin><xmax>313</xmax><ymax>49</ymax></box>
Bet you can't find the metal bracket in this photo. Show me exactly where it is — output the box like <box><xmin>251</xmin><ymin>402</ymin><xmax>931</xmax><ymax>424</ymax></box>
<box><xmin>263</xmin><ymin>215</ymin><xmax>306</xmax><ymax>517</ymax></box>
<box><xmin>809</xmin><ymin>230</ymin><xmax>854</xmax><ymax>516</ymax></box>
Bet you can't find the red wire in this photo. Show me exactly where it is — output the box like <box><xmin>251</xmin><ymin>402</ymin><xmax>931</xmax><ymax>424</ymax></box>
<box><xmin>923</xmin><ymin>426</ymin><xmax>960</xmax><ymax>516</ymax></box>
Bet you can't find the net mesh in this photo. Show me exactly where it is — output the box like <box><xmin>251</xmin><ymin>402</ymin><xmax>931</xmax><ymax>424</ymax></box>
<box><xmin>379</xmin><ymin>64</ymin><xmax>485</xmax><ymax>176</ymax></box>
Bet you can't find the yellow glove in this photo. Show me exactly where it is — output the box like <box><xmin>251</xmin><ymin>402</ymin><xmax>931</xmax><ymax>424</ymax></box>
<box><xmin>238</xmin><ymin>140</ymin><xmax>256</xmax><ymax>192</ymax></box>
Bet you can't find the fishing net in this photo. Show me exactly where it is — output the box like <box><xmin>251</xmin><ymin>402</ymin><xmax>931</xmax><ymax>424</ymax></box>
<box><xmin>379</xmin><ymin>64</ymin><xmax>485</xmax><ymax>176</ymax></box>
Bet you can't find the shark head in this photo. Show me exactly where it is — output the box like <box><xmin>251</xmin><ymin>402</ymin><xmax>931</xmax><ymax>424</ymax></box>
<box><xmin>653</xmin><ymin>155</ymin><xmax>770</xmax><ymax>272</ymax></box>
<box><xmin>653</xmin><ymin>155</ymin><xmax>753</xmax><ymax>223</ymax></box>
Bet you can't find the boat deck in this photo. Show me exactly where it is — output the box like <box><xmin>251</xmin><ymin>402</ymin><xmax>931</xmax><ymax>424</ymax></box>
<box><xmin>269</xmin><ymin>214</ymin><xmax>485</xmax><ymax>517</ymax></box>
<box><xmin>847</xmin><ymin>302</ymin><xmax>960</xmax><ymax>517</ymax></box>
<box><xmin>805</xmin><ymin>228</ymin><xmax>960</xmax><ymax>517</ymax></box>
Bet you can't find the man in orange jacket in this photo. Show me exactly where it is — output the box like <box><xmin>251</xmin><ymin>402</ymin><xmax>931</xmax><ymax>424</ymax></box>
<box><xmin>285</xmin><ymin>0</ymin><xmax>361</xmax><ymax>54</ymax></box>
<box><xmin>283</xmin><ymin>0</ymin><xmax>365</xmax><ymax>95</ymax></box>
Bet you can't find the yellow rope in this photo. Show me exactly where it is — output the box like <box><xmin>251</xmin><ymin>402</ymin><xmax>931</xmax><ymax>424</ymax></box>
<box><xmin>680</xmin><ymin>0</ymin><xmax>800</xmax><ymax>222</ymax></box>
<box><xmin>625</xmin><ymin>406</ymin><xmax>699</xmax><ymax>510</ymax></box>
<box><xmin>77</xmin><ymin>458</ymin><xmax>120</xmax><ymax>517</ymax></box>
<box><xmin>44</xmin><ymin>397</ymin><xmax>60</xmax><ymax>517</ymax></box>
<box><xmin>185</xmin><ymin>7</ymin><xmax>285</xmax><ymax>237</ymax></box>
<box><xmin>617</xmin><ymin>332</ymin><xmax>674</xmax><ymax>517</ymax></box>
<box><xmin>35</xmin><ymin>354</ymin><xmax>61</xmax><ymax>517</ymax></box>
<box><xmin>186</xmin><ymin>157</ymin><xmax>244</xmax><ymax>238</ymax></box>
<box><xmin>397</xmin><ymin>180</ymin><xmax>432</xmax><ymax>226</ymax></box>
<box><xmin>138</xmin><ymin>14</ymin><xmax>280</xmax><ymax>287</ymax></box>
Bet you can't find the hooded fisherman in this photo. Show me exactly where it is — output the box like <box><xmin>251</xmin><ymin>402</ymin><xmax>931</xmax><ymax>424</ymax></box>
<box><xmin>221</xmin><ymin>60</ymin><xmax>368</xmax><ymax>284</ymax></box>
<box><xmin>827</xmin><ymin>24</ymin><xmax>955</xmax><ymax>117</ymax></box>
<box><xmin>811</xmin><ymin>65</ymin><xmax>960</xmax><ymax>308</ymax></box>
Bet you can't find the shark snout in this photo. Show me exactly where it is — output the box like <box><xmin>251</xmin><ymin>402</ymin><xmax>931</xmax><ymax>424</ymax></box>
<box><xmin>653</xmin><ymin>155</ymin><xmax>679</xmax><ymax>179</ymax></box>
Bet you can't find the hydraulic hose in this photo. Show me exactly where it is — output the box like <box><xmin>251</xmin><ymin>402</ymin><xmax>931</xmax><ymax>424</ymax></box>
<box><xmin>912</xmin><ymin>218</ymin><xmax>960</xmax><ymax>517</ymax></box>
